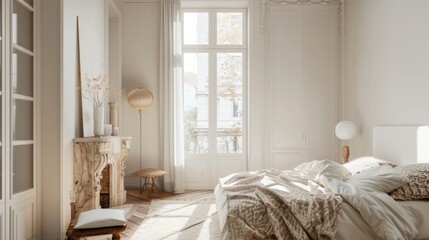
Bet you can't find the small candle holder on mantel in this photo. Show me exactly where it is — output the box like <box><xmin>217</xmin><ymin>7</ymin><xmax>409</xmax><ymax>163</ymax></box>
<box><xmin>70</xmin><ymin>190</ymin><xmax>77</xmax><ymax>220</ymax></box>
<box><xmin>109</xmin><ymin>102</ymin><xmax>119</xmax><ymax>136</ymax></box>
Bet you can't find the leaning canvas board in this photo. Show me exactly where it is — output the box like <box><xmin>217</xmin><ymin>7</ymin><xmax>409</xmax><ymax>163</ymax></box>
<box><xmin>78</xmin><ymin>17</ymin><xmax>104</xmax><ymax>137</ymax></box>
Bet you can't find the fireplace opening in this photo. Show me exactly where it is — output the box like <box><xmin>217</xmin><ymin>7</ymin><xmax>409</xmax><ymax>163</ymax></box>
<box><xmin>100</xmin><ymin>165</ymin><xmax>110</xmax><ymax>208</ymax></box>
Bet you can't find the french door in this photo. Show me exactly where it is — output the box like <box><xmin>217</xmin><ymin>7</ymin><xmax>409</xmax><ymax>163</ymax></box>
<box><xmin>182</xmin><ymin>9</ymin><xmax>247</xmax><ymax>188</ymax></box>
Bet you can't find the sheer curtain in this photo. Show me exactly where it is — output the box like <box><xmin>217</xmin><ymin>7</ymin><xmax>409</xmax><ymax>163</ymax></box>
<box><xmin>159</xmin><ymin>0</ymin><xmax>185</xmax><ymax>193</ymax></box>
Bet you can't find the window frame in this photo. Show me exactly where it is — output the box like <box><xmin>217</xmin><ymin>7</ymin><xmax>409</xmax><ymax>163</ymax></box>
<box><xmin>182</xmin><ymin>8</ymin><xmax>248</xmax><ymax>159</ymax></box>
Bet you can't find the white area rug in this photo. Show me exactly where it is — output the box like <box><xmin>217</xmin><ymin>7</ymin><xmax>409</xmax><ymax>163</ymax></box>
<box><xmin>128</xmin><ymin>199</ymin><xmax>221</xmax><ymax>240</ymax></box>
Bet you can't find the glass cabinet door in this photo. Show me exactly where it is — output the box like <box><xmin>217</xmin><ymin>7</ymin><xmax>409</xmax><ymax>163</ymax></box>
<box><xmin>1</xmin><ymin>0</ymin><xmax>4</xmax><ymax>200</ymax></box>
<box><xmin>11</xmin><ymin>0</ymin><xmax>34</xmax><ymax>195</ymax></box>
<box><xmin>0</xmin><ymin>0</ymin><xmax>38</xmax><ymax>238</ymax></box>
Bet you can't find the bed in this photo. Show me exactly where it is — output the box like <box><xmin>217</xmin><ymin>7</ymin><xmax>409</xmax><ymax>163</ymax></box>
<box><xmin>215</xmin><ymin>126</ymin><xmax>429</xmax><ymax>240</ymax></box>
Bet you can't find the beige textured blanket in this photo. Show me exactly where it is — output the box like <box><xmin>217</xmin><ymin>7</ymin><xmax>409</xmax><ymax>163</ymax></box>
<box><xmin>221</xmin><ymin>161</ymin><xmax>346</xmax><ymax>240</ymax></box>
<box><xmin>256</xmin><ymin>182</ymin><xmax>342</xmax><ymax>240</ymax></box>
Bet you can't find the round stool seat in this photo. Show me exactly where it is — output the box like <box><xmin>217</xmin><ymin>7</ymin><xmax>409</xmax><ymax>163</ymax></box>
<box><xmin>132</xmin><ymin>168</ymin><xmax>167</xmax><ymax>178</ymax></box>
<box><xmin>132</xmin><ymin>168</ymin><xmax>167</xmax><ymax>198</ymax></box>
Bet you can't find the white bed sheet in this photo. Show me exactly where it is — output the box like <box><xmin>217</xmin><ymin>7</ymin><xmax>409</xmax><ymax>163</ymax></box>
<box><xmin>395</xmin><ymin>201</ymin><xmax>429</xmax><ymax>239</ymax></box>
<box><xmin>214</xmin><ymin>184</ymin><xmax>229</xmax><ymax>240</ymax></box>
<box><xmin>335</xmin><ymin>200</ymin><xmax>429</xmax><ymax>240</ymax></box>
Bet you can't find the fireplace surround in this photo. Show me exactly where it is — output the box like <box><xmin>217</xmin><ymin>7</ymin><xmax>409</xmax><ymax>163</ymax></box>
<box><xmin>72</xmin><ymin>137</ymin><xmax>131</xmax><ymax>217</ymax></box>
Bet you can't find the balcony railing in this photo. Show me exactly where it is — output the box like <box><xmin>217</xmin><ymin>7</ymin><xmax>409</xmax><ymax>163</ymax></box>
<box><xmin>184</xmin><ymin>131</ymin><xmax>242</xmax><ymax>154</ymax></box>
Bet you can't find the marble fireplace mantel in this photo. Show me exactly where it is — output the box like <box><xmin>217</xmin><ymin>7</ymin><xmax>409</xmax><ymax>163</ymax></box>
<box><xmin>72</xmin><ymin>136</ymin><xmax>131</xmax><ymax>217</ymax></box>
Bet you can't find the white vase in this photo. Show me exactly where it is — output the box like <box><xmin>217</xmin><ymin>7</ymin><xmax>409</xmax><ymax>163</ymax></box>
<box><xmin>113</xmin><ymin>127</ymin><xmax>119</xmax><ymax>136</ymax></box>
<box><xmin>94</xmin><ymin>105</ymin><xmax>104</xmax><ymax>137</ymax></box>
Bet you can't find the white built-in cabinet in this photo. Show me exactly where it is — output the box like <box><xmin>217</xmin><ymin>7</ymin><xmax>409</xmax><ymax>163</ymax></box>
<box><xmin>1</xmin><ymin>0</ymin><xmax>37</xmax><ymax>239</ymax></box>
<box><xmin>264</xmin><ymin>2</ymin><xmax>339</xmax><ymax>169</ymax></box>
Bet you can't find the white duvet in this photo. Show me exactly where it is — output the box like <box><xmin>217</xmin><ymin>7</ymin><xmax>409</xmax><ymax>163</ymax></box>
<box><xmin>322</xmin><ymin>165</ymin><xmax>419</xmax><ymax>240</ymax></box>
<box><xmin>217</xmin><ymin>161</ymin><xmax>424</xmax><ymax>240</ymax></box>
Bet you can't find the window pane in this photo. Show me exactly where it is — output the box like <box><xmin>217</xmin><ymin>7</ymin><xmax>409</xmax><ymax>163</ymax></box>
<box><xmin>13</xmin><ymin>0</ymin><xmax>33</xmax><ymax>51</ymax></box>
<box><xmin>184</xmin><ymin>12</ymin><xmax>209</xmax><ymax>45</ymax></box>
<box><xmin>217</xmin><ymin>53</ymin><xmax>243</xmax><ymax>153</ymax></box>
<box><xmin>0</xmin><ymin>47</ymin><xmax>1</xmax><ymax>198</ymax></box>
<box><xmin>0</xmin><ymin>98</ymin><xmax>2</xmax><ymax>141</ymax></box>
<box><xmin>0</xmin><ymin>3</ymin><xmax>2</xmax><ymax>38</ymax></box>
<box><xmin>184</xmin><ymin>53</ymin><xmax>209</xmax><ymax>154</ymax></box>
<box><xmin>217</xmin><ymin>12</ymin><xmax>243</xmax><ymax>45</ymax></box>
<box><xmin>0</xmin><ymin>44</ymin><xmax>2</xmax><ymax>91</ymax></box>
<box><xmin>12</xmin><ymin>49</ymin><xmax>33</xmax><ymax>97</ymax></box>
<box><xmin>13</xmin><ymin>144</ymin><xmax>33</xmax><ymax>194</ymax></box>
<box><xmin>13</xmin><ymin>99</ymin><xmax>33</xmax><ymax>141</ymax></box>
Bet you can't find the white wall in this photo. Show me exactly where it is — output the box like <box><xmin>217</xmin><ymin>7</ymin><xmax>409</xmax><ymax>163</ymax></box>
<box><xmin>248</xmin><ymin>0</ymin><xmax>265</xmax><ymax>170</ymax></box>
<box><xmin>345</xmin><ymin>0</ymin><xmax>429</xmax><ymax>159</ymax></box>
<box><xmin>41</xmin><ymin>0</ymin><xmax>114</xmax><ymax>234</ymax></box>
<box><xmin>41</xmin><ymin>0</ymin><xmax>61</xmax><ymax>234</ymax></box>
<box><xmin>122</xmin><ymin>2</ymin><xmax>161</xmax><ymax>187</ymax></box>
<box><xmin>61</xmin><ymin>0</ymin><xmax>107</xmax><ymax>231</ymax></box>
<box><xmin>62</xmin><ymin>0</ymin><xmax>107</xmax><ymax>231</ymax></box>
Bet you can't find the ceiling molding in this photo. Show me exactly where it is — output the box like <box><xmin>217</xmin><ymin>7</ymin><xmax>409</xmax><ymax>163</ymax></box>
<box><xmin>182</xmin><ymin>0</ymin><xmax>249</xmax><ymax>8</ymax></box>
<box><xmin>269</xmin><ymin>0</ymin><xmax>340</xmax><ymax>6</ymax></box>
<box><xmin>259</xmin><ymin>0</ymin><xmax>342</xmax><ymax>34</ymax></box>
<box><xmin>123</xmin><ymin>0</ymin><xmax>160</xmax><ymax>4</ymax></box>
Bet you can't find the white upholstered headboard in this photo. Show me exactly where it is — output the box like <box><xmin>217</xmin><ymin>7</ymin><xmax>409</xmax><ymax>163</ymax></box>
<box><xmin>373</xmin><ymin>126</ymin><xmax>429</xmax><ymax>166</ymax></box>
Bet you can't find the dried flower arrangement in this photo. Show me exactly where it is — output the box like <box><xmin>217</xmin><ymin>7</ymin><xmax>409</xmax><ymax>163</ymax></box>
<box><xmin>80</xmin><ymin>73</ymin><xmax>111</xmax><ymax>107</ymax></box>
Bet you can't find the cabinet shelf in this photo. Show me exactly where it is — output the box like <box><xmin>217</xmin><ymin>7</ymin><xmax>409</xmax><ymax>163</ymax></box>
<box><xmin>12</xmin><ymin>44</ymin><xmax>34</xmax><ymax>56</ymax></box>
<box><xmin>15</xmin><ymin>0</ymin><xmax>34</xmax><ymax>12</ymax></box>
<box><xmin>12</xmin><ymin>140</ymin><xmax>34</xmax><ymax>146</ymax></box>
<box><xmin>13</xmin><ymin>94</ymin><xmax>34</xmax><ymax>101</ymax></box>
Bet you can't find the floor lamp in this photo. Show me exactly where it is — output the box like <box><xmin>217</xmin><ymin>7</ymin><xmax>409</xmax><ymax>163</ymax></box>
<box><xmin>128</xmin><ymin>86</ymin><xmax>154</xmax><ymax>192</ymax></box>
<box><xmin>335</xmin><ymin>121</ymin><xmax>357</xmax><ymax>163</ymax></box>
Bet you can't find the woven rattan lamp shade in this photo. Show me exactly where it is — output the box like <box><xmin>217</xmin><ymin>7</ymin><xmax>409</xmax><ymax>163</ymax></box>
<box><xmin>127</xmin><ymin>87</ymin><xmax>154</xmax><ymax>113</ymax></box>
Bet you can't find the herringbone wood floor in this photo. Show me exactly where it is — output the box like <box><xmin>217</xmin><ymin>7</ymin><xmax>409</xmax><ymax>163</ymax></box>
<box><xmin>122</xmin><ymin>189</ymin><xmax>216</xmax><ymax>240</ymax></box>
<box><xmin>126</xmin><ymin>188</ymin><xmax>214</xmax><ymax>204</ymax></box>
<box><xmin>82</xmin><ymin>189</ymin><xmax>216</xmax><ymax>240</ymax></box>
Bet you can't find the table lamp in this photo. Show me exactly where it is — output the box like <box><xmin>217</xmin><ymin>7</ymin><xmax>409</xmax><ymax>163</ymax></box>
<box><xmin>335</xmin><ymin>121</ymin><xmax>356</xmax><ymax>163</ymax></box>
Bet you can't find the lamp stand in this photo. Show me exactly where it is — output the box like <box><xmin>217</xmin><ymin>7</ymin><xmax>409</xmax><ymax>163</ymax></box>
<box><xmin>342</xmin><ymin>145</ymin><xmax>350</xmax><ymax>163</ymax></box>
<box><xmin>139</xmin><ymin>110</ymin><xmax>143</xmax><ymax>193</ymax></box>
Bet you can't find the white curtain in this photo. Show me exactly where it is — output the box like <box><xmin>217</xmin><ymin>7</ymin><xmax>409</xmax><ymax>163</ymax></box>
<box><xmin>160</xmin><ymin>0</ymin><xmax>185</xmax><ymax>193</ymax></box>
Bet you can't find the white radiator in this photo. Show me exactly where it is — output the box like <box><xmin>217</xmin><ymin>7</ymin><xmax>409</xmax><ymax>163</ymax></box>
<box><xmin>373</xmin><ymin>126</ymin><xmax>429</xmax><ymax>165</ymax></box>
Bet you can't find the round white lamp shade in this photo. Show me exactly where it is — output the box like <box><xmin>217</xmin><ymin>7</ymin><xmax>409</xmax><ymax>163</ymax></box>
<box><xmin>127</xmin><ymin>87</ymin><xmax>154</xmax><ymax>112</ymax></box>
<box><xmin>335</xmin><ymin>121</ymin><xmax>356</xmax><ymax>140</ymax></box>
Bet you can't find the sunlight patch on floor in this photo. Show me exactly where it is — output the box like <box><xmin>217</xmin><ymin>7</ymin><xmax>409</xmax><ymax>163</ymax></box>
<box><xmin>129</xmin><ymin>200</ymin><xmax>219</xmax><ymax>240</ymax></box>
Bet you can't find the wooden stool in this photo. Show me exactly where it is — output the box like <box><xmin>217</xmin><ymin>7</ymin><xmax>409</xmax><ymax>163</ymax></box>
<box><xmin>132</xmin><ymin>168</ymin><xmax>167</xmax><ymax>198</ymax></box>
<box><xmin>66</xmin><ymin>218</ymin><xmax>127</xmax><ymax>240</ymax></box>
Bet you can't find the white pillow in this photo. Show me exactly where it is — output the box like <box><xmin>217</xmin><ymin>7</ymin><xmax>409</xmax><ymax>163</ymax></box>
<box><xmin>294</xmin><ymin>159</ymin><xmax>349</xmax><ymax>177</ymax></box>
<box><xmin>317</xmin><ymin>161</ymin><xmax>351</xmax><ymax>179</ymax></box>
<box><xmin>346</xmin><ymin>165</ymin><xmax>408</xmax><ymax>193</ymax></box>
<box><xmin>74</xmin><ymin>209</ymin><xmax>127</xmax><ymax>229</ymax></box>
<box><xmin>343</xmin><ymin>156</ymin><xmax>397</xmax><ymax>175</ymax></box>
<box><xmin>291</xmin><ymin>160</ymin><xmax>350</xmax><ymax>187</ymax></box>
<box><xmin>294</xmin><ymin>159</ymin><xmax>333</xmax><ymax>172</ymax></box>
